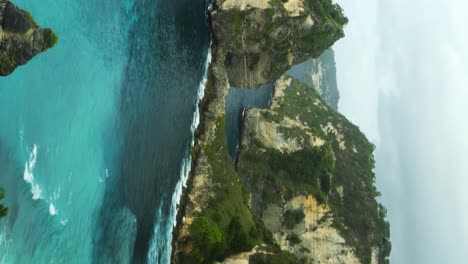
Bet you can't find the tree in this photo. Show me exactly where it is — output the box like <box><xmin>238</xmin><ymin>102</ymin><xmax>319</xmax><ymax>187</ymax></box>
<box><xmin>189</xmin><ymin>216</ymin><xmax>223</xmax><ymax>262</ymax></box>
<box><xmin>0</xmin><ymin>187</ymin><xmax>7</xmax><ymax>219</ymax></box>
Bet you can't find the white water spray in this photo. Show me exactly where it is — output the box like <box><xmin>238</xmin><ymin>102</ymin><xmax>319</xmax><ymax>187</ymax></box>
<box><xmin>146</xmin><ymin>45</ymin><xmax>212</xmax><ymax>263</ymax></box>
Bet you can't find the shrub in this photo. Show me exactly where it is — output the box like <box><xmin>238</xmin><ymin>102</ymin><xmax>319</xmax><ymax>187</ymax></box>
<box><xmin>288</xmin><ymin>233</ymin><xmax>302</xmax><ymax>245</ymax></box>
<box><xmin>283</xmin><ymin>209</ymin><xmax>305</xmax><ymax>229</ymax></box>
<box><xmin>186</xmin><ymin>116</ymin><xmax>261</xmax><ymax>263</ymax></box>
<box><xmin>43</xmin><ymin>29</ymin><xmax>59</xmax><ymax>49</ymax></box>
<box><xmin>0</xmin><ymin>48</ymin><xmax>17</xmax><ymax>76</ymax></box>
<box><xmin>190</xmin><ymin>216</ymin><xmax>223</xmax><ymax>262</ymax></box>
<box><xmin>250</xmin><ymin>252</ymin><xmax>300</xmax><ymax>264</ymax></box>
<box><xmin>227</xmin><ymin>216</ymin><xmax>256</xmax><ymax>252</ymax></box>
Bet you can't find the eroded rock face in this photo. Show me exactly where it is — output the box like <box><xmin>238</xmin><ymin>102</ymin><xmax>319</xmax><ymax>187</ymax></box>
<box><xmin>211</xmin><ymin>0</ymin><xmax>347</xmax><ymax>88</ymax></box>
<box><xmin>236</xmin><ymin>74</ymin><xmax>389</xmax><ymax>263</ymax></box>
<box><xmin>0</xmin><ymin>0</ymin><xmax>57</xmax><ymax>76</ymax></box>
<box><xmin>171</xmin><ymin>1</ymin><xmax>376</xmax><ymax>264</ymax></box>
<box><xmin>265</xmin><ymin>195</ymin><xmax>361</xmax><ymax>264</ymax></box>
<box><xmin>239</xmin><ymin>78</ymin><xmax>343</xmax><ymax>261</ymax></box>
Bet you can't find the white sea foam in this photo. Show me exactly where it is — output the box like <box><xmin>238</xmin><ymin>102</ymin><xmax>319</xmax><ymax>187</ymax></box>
<box><xmin>0</xmin><ymin>223</ymin><xmax>13</xmax><ymax>261</ymax></box>
<box><xmin>99</xmin><ymin>168</ymin><xmax>110</xmax><ymax>183</ymax></box>
<box><xmin>49</xmin><ymin>203</ymin><xmax>57</xmax><ymax>216</ymax></box>
<box><xmin>23</xmin><ymin>144</ymin><xmax>43</xmax><ymax>200</ymax></box>
<box><xmin>147</xmin><ymin>44</ymin><xmax>212</xmax><ymax>263</ymax></box>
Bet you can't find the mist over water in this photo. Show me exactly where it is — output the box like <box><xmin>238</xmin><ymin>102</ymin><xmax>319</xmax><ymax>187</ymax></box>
<box><xmin>0</xmin><ymin>0</ymin><xmax>210</xmax><ymax>263</ymax></box>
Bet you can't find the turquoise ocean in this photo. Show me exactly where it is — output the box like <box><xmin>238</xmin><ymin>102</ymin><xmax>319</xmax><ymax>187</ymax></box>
<box><xmin>0</xmin><ymin>0</ymin><xmax>210</xmax><ymax>263</ymax></box>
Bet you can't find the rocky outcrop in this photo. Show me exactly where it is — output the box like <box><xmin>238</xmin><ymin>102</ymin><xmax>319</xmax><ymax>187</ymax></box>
<box><xmin>211</xmin><ymin>0</ymin><xmax>347</xmax><ymax>88</ymax></box>
<box><xmin>236</xmin><ymin>75</ymin><xmax>390</xmax><ymax>263</ymax></box>
<box><xmin>172</xmin><ymin>1</ymin><xmax>391</xmax><ymax>264</ymax></box>
<box><xmin>261</xmin><ymin>195</ymin><xmax>361</xmax><ymax>264</ymax></box>
<box><xmin>0</xmin><ymin>0</ymin><xmax>57</xmax><ymax>76</ymax></box>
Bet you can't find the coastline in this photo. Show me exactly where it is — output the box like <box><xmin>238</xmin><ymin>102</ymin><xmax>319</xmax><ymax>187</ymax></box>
<box><xmin>170</xmin><ymin>15</ymin><xmax>216</xmax><ymax>262</ymax></box>
<box><xmin>169</xmin><ymin>1</ymin><xmax>390</xmax><ymax>263</ymax></box>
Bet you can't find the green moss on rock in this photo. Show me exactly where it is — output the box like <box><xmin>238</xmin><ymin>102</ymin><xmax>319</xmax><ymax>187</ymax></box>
<box><xmin>283</xmin><ymin>209</ymin><xmax>305</xmax><ymax>229</ymax></box>
<box><xmin>250</xmin><ymin>251</ymin><xmax>301</xmax><ymax>264</ymax></box>
<box><xmin>44</xmin><ymin>29</ymin><xmax>59</xmax><ymax>49</ymax></box>
<box><xmin>0</xmin><ymin>51</ymin><xmax>16</xmax><ymax>76</ymax></box>
<box><xmin>181</xmin><ymin>116</ymin><xmax>268</xmax><ymax>263</ymax></box>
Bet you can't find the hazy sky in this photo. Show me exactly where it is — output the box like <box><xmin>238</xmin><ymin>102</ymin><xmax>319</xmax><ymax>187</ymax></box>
<box><xmin>334</xmin><ymin>0</ymin><xmax>468</xmax><ymax>263</ymax></box>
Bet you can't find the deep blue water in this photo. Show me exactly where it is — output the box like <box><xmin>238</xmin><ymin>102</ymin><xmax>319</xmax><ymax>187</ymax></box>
<box><xmin>0</xmin><ymin>0</ymin><xmax>210</xmax><ymax>263</ymax></box>
<box><xmin>225</xmin><ymin>84</ymin><xmax>274</xmax><ymax>160</ymax></box>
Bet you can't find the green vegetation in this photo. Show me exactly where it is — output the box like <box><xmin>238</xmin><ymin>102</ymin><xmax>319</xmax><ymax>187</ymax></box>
<box><xmin>283</xmin><ymin>209</ymin><xmax>305</xmax><ymax>229</ymax></box>
<box><xmin>0</xmin><ymin>188</ymin><xmax>7</xmax><ymax>219</ymax></box>
<box><xmin>304</xmin><ymin>0</ymin><xmax>348</xmax><ymax>26</ymax></box>
<box><xmin>238</xmin><ymin>77</ymin><xmax>391</xmax><ymax>263</ymax></box>
<box><xmin>240</xmin><ymin>141</ymin><xmax>335</xmax><ymax>207</ymax></box>
<box><xmin>230</xmin><ymin>10</ymin><xmax>247</xmax><ymax>33</ymax></box>
<box><xmin>221</xmin><ymin>0</ymin><xmax>347</xmax><ymax>85</ymax></box>
<box><xmin>0</xmin><ymin>49</ymin><xmax>16</xmax><ymax>76</ymax></box>
<box><xmin>182</xmin><ymin>116</ymin><xmax>269</xmax><ymax>263</ymax></box>
<box><xmin>250</xmin><ymin>252</ymin><xmax>300</xmax><ymax>264</ymax></box>
<box><xmin>44</xmin><ymin>29</ymin><xmax>59</xmax><ymax>49</ymax></box>
<box><xmin>294</xmin><ymin>0</ymin><xmax>348</xmax><ymax>60</ymax></box>
<box><xmin>287</xmin><ymin>233</ymin><xmax>302</xmax><ymax>245</ymax></box>
<box><xmin>186</xmin><ymin>217</ymin><xmax>223</xmax><ymax>263</ymax></box>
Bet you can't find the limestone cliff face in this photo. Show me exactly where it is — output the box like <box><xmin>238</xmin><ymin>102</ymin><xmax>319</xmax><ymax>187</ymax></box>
<box><xmin>172</xmin><ymin>1</ymin><xmax>391</xmax><ymax>264</ymax></box>
<box><xmin>211</xmin><ymin>0</ymin><xmax>347</xmax><ymax>88</ymax></box>
<box><xmin>0</xmin><ymin>0</ymin><xmax>57</xmax><ymax>76</ymax></box>
<box><xmin>236</xmin><ymin>75</ymin><xmax>389</xmax><ymax>263</ymax></box>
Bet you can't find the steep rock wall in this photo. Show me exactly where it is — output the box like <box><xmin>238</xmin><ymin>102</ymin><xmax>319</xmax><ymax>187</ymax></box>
<box><xmin>236</xmin><ymin>75</ymin><xmax>390</xmax><ymax>263</ymax></box>
<box><xmin>211</xmin><ymin>0</ymin><xmax>347</xmax><ymax>88</ymax></box>
<box><xmin>172</xmin><ymin>1</ymin><xmax>391</xmax><ymax>263</ymax></box>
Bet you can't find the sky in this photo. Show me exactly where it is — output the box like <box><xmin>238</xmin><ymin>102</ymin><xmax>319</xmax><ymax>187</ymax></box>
<box><xmin>333</xmin><ymin>0</ymin><xmax>468</xmax><ymax>263</ymax></box>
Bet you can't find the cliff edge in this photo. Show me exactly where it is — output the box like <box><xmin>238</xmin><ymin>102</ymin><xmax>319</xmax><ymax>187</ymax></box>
<box><xmin>212</xmin><ymin>0</ymin><xmax>347</xmax><ymax>88</ymax></box>
<box><xmin>0</xmin><ymin>0</ymin><xmax>57</xmax><ymax>76</ymax></box>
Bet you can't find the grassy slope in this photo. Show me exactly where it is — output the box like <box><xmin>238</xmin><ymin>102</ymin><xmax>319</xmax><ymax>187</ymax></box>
<box><xmin>180</xmin><ymin>116</ymin><xmax>266</xmax><ymax>263</ymax></box>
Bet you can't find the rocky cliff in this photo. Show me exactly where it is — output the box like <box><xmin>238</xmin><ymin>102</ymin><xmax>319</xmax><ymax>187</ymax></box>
<box><xmin>173</xmin><ymin>0</ymin><xmax>390</xmax><ymax>263</ymax></box>
<box><xmin>0</xmin><ymin>0</ymin><xmax>57</xmax><ymax>76</ymax></box>
<box><xmin>211</xmin><ymin>0</ymin><xmax>347</xmax><ymax>89</ymax></box>
<box><xmin>236</xmin><ymin>75</ymin><xmax>390</xmax><ymax>263</ymax></box>
<box><xmin>288</xmin><ymin>48</ymin><xmax>339</xmax><ymax>110</ymax></box>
